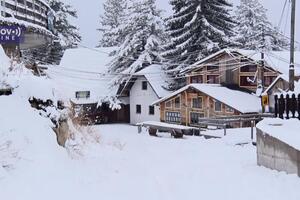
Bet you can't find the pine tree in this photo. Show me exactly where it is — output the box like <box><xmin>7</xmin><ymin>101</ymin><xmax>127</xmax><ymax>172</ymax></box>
<box><xmin>98</xmin><ymin>0</ymin><xmax>128</xmax><ymax>47</ymax></box>
<box><xmin>48</xmin><ymin>0</ymin><xmax>81</xmax><ymax>48</ymax></box>
<box><xmin>163</xmin><ymin>0</ymin><xmax>235</xmax><ymax>76</ymax></box>
<box><xmin>109</xmin><ymin>0</ymin><xmax>165</xmax><ymax>84</ymax></box>
<box><xmin>234</xmin><ymin>0</ymin><xmax>289</xmax><ymax>51</ymax></box>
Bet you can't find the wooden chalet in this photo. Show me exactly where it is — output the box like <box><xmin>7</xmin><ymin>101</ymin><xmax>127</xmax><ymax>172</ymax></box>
<box><xmin>183</xmin><ymin>49</ymin><xmax>284</xmax><ymax>92</ymax></box>
<box><xmin>153</xmin><ymin>84</ymin><xmax>261</xmax><ymax>128</ymax></box>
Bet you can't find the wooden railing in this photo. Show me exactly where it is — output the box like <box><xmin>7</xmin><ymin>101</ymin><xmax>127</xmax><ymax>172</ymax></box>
<box><xmin>274</xmin><ymin>94</ymin><xmax>300</xmax><ymax>119</ymax></box>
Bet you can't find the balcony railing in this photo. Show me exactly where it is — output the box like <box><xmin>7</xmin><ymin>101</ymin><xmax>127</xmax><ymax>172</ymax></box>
<box><xmin>0</xmin><ymin>0</ymin><xmax>55</xmax><ymax>33</ymax></box>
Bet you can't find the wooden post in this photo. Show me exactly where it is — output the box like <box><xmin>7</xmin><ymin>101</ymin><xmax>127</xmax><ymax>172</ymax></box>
<box><xmin>289</xmin><ymin>0</ymin><xmax>296</xmax><ymax>91</ymax></box>
<box><xmin>251</xmin><ymin>121</ymin><xmax>254</xmax><ymax>140</ymax></box>
<box><xmin>274</xmin><ymin>95</ymin><xmax>278</xmax><ymax>118</ymax></box>
<box><xmin>223</xmin><ymin>124</ymin><xmax>227</xmax><ymax>136</ymax></box>
<box><xmin>286</xmin><ymin>94</ymin><xmax>290</xmax><ymax>119</ymax></box>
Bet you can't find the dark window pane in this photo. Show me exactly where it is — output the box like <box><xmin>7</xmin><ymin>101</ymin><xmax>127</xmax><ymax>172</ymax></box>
<box><xmin>149</xmin><ymin>106</ymin><xmax>155</xmax><ymax>115</ymax></box>
<box><xmin>240</xmin><ymin>76</ymin><xmax>257</xmax><ymax>86</ymax></box>
<box><xmin>207</xmin><ymin>75</ymin><xmax>219</xmax><ymax>84</ymax></box>
<box><xmin>192</xmin><ymin>97</ymin><xmax>202</xmax><ymax>109</ymax></box>
<box><xmin>190</xmin><ymin>112</ymin><xmax>204</xmax><ymax>124</ymax></box>
<box><xmin>214</xmin><ymin>101</ymin><xmax>222</xmax><ymax>112</ymax></box>
<box><xmin>175</xmin><ymin>97</ymin><xmax>180</xmax><ymax>108</ymax></box>
<box><xmin>142</xmin><ymin>81</ymin><xmax>147</xmax><ymax>90</ymax></box>
<box><xmin>136</xmin><ymin>105</ymin><xmax>141</xmax><ymax>114</ymax></box>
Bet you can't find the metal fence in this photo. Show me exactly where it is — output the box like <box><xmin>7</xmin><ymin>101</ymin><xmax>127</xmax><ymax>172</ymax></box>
<box><xmin>274</xmin><ymin>94</ymin><xmax>300</xmax><ymax>119</ymax></box>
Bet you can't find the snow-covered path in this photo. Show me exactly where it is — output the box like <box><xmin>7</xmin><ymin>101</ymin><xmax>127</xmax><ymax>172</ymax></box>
<box><xmin>1</xmin><ymin>123</ymin><xmax>300</xmax><ymax>200</ymax></box>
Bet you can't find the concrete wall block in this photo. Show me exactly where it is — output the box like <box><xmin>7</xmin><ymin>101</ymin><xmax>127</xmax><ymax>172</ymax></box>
<box><xmin>258</xmin><ymin>153</ymin><xmax>275</xmax><ymax>170</ymax></box>
<box><xmin>284</xmin><ymin>158</ymin><xmax>298</xmax><ymax>174</ymax></box>
<box><xmin>256</xmin><ymin>127</ymin><xmax>300</xmax><ymax>177</ymax></box>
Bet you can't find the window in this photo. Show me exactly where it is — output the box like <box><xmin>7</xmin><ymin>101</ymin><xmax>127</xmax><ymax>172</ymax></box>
<box><xmin>165</xmin><ymin>100</ymin><xmax>172</xmax><ymax>108</ymax></box>
<box><xmin>191</xmin><ymin>75</ymin><xmax>203</xmax><ymax>83</ymax></box>
<box><xmin>75</xmin><ymin>91</ymin><xmax>90</xmax><ymax>99</ymax></box>
<box><xmin>225</xmin><ymin>106</ymin><xmax>234</xmax><ymax>113</ymax></box>
<box><xmin>207</xmin><ymin>65</ymin><xmax>219</xmax><ymax>72</ymax></box>
<box><xmin>207</xmin><ymin>75</ymin><xmax>219</xmax><ymax>84</ymax></box>
<box><xmin>214</xmin><ymin>101</ymin><xmax>222</xmax><ymax>112</ymax></box>
<box><xmin>192</xmin><ymin>97</ymin><xmax>203</xmax><ymax>109</ymax></box>
<box><xmin>149</xmin><ymin>106</ymin><xmax>155</xmax><ymax>115</ymax></box>
<box><xmin>165</xmin><ymin>112</ymin><xmax>181</xmax><ymax>123</ymax></box>
<box><xmin>175</xmin><ymin>97</ymin><xmax>180</xmax><ymax>108</ymax></box>
<box><xmin>240</xmin><ymin>76</ymin><xmax>257</xmax><ymax>87</ymax></box>
<box><xmin>264</xmin><ymin>76</ymin><xmax>277</xmax><ymax>86</ymax></box>
<box><xmin>142</xmin><ymin>81</ymin><xmax>148</xmax><ymax>90</ymax></box>
<box><xmin>190</xmin><ymin>112</ymin><xmax>204</xmax><ymax>124</ymax></box>
<box><xmin>136</xmin><ymin>105</ymin><xmax>141</xmax><ymax>114</ymax></box>
<box><xmin>240</xmin><ymin>65</ymin><xmax>257</xmax><ymax>72</ymax></box>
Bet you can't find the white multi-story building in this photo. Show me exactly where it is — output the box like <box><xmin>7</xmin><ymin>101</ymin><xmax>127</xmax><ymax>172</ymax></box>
<box><xmin>0</xmin><ymin>0</ymin><xmax>55</xmax><ymax>50</ymax></box>
<box><xmin>118</xmin><ymin>65</ymin><xmax>171</xmax><ymax>125</ymax></box>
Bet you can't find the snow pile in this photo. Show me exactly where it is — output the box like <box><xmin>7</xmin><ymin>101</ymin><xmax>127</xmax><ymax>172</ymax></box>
<box><xmin>257</xmin><ymin>118</ymin><xmax>300</xmax><ymax>150</ymax></box>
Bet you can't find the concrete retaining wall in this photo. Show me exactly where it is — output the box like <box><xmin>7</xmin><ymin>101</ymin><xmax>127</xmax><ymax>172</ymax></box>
<box><xmin>256</xmin><ymin>128</ymin><xmax>300</xmax><ymax>177</ymax></box>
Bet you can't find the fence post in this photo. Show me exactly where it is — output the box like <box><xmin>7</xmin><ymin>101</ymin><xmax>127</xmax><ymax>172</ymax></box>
<box><xmin>274</xmin><ymin>95</ymin><xmax>278</xmax><ymax>118</ymax></box>
<box><xmin>291</xmin><ymin>94</ymin><xmax>297</xmax><ymax>118</ymax></box>
<box><xmin>223</xmin><ymin>124</ymin><xmax>227</xmax><ymax>136</ymax></box>
<box><xmin>279</xmin><ymin>94</ymin><xmax>285</xmax><ymax>119</ymax></box>
<box><xmin>286</xmin><ymin>94</ymin><xmax>290</xmax><ymax>119</ymax></box>
<box><xmin>251</xmin><ymin>120</ymin><xmax>255</xmax><ymax>141</ymax></box>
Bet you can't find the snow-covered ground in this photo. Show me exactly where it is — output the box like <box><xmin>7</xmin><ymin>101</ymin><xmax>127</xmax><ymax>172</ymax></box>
<box><xmin>1</xmin><ymin>122</ymin><xmax>300</xmax><ymax>200</ymax></box>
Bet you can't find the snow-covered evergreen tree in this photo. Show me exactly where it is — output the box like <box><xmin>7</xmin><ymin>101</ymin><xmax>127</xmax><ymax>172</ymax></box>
<box><xmin>48</xmin><ymin>0</ymin><xmax>81</xmax><ymax>48</ymax></box>
<box><xmin>162</xmin><ymin>0</ymin><xmax>235</xmax><ymax>76</ymax></box>
<box><xmin>234</xmin><ymin>0</ymin><xmax>289</xmax><ymax>51</ymax></box>
<box><xmin>109</xmin><ymin>0</ymin><xmax>165</xmax><ymax>84</ymax></box>
<box><xmin>98</xmin><ymin>0</ymin><xmax>128</xmax><ymax>47</ymax></box>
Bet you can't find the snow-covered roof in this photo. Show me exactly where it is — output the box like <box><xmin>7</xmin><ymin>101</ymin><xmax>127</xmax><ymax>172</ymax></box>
<box><xmin>184</xmin><ymin>48</ymin><xmax>300</xmax><ymax>76</ymax></box>
<box><xmin>133</xmin><ymin>64</ymin><xmax>171</xmax><ymax>98</ymax></box>
<box><xmin>47</xmin><ymin>47</ymin><xmax>118</xmax><ymax>104</ymax></box>
<box><xmin>154</xmin><ymin>84</ymin><xmax>261</xmax><ymax>113</ymax></box>
<box><xmin>262</xmin><ymin>75</ymin><xmax>289</xmax><ymax>95</ymax></box>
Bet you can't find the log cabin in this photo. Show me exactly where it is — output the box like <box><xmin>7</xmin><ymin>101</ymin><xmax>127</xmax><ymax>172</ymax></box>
<box><xmin>153</xmin><ymin>84</ymin><xmax>261</xmax><ymax>128</ymax></box>
<box><xmin>183</xmin><ymin>49</ymin><xmax>300</xmax><ymax>93</ymax></box>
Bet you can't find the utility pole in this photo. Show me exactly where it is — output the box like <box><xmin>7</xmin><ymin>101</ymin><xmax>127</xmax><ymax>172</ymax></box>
<box><xmin>289</xmin><ymin>0</ymin><xmax>296</xmax><ymax>91</ymax></box>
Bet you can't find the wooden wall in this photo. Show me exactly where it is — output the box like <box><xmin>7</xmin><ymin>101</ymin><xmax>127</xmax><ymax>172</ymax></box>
<box><xmin>187</xmin><ymin>52</ymin><xmax>279</xmax><ymax>92</ymax></box>
<box><xmin>160</xmin><ymin>88</ymin><xmax>242</xmax><ymax>127</ymax></box>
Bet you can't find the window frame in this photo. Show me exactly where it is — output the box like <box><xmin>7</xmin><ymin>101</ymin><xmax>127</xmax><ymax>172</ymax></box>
<box><xmin>190</xmin><ymin>112</ymin><xmax>205</xmax><ymax>124</ymax></box>
<box><xmin>165</xmin><ymin>100</ymin><xmax>172</xmax><ymax>108</ymax></box>
<box><xmin>214</xmin><ymin>100</ymin><xmax>222</xmax><ymax>112</ymax></box>
<box><xmin>149</xmin><ymin>106</ymin><xmax>155</xmax><ymax>115</ymax></box>
<box><xmin>174</xmin><ymin>96</ymin><xmax>181</xmax><ymax>109</ymax></box>
<box><xmin>191</xmin><ymin>97</ymin><xmax>203</xmax><ymax>109</ymax></box>
<box><xmin>142</xmin><ymin>81</ymin><xmax>148</xmax><ymax>90</ymax></box>
<box><xmin>239</xmin><ymin>76</ymin><xmax>257</xmax><ymax>87</ymax></box>
<box><xmin>136</xmin><ymin>104</ymin><xmax>141</xmax><ymax>114</ymax></box>
<box><xmin>165</xmin><ymin>111</ymin><xmax>181</xmax><ymax>123</ymax></box>
<box><xmin>206</xmin><ymin>75</ymin><xmax>219</xmax><ymax>84</ymax></box>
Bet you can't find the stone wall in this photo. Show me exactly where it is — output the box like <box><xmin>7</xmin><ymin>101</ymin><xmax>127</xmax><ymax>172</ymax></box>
<box><xmin>256</xmin><ymin>128</ymin><xmax>300</xmax><ymax>177</ymax></box>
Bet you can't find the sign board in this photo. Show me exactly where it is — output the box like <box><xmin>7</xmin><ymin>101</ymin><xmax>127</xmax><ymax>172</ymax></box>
<box><xmin>0</xmin><ymin>25</ymin><xmax>25</xmax><ymax>44</ymax></box>
<box><xmin>262</xmin><ymin>95</ymin><xmax>269</xmax><ymax>106</ymax></box>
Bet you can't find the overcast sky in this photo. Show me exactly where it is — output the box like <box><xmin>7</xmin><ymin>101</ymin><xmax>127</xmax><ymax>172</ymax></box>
<box><xmin>68</xmin><ymin>0</ymin><xmax>300</xmax><ymax>48</ymax></box>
